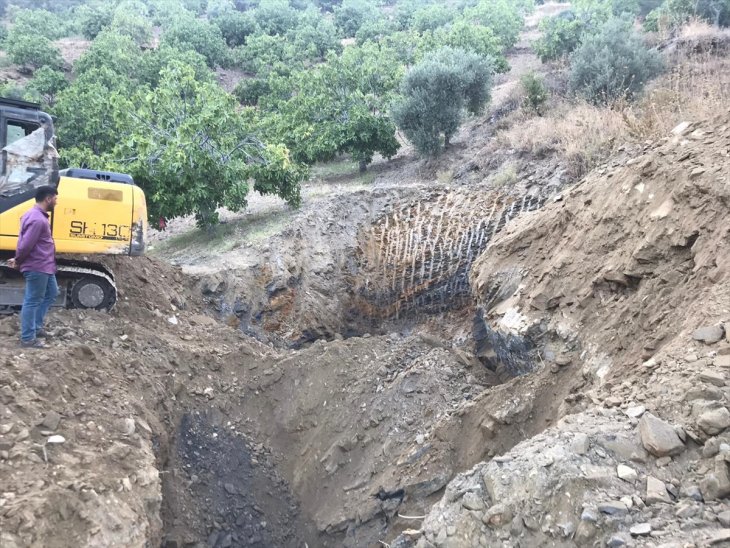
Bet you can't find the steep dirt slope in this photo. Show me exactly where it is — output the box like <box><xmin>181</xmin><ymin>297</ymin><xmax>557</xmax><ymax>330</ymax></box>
<box><xmin>396</xmin><ymin>116</ymin><xmax>730</xmax><ymax>546</ymax></box>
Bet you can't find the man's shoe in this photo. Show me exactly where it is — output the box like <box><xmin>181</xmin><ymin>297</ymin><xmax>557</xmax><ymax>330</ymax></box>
<box><xmin>20</xmin><ymin>339</ymin><xmax>47</xmax><ymax>349</ymax></box>
<box><xmin>36</xmin><ymin>329</ymin><xmax>49</xmax><ymax>339</ymax></box>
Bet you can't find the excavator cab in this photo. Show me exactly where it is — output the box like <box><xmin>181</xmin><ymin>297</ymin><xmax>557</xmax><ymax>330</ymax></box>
<box><xmin>0</xmin><ymin>97</ymin><xmax>148</xmax><ymax>310</ymax></box>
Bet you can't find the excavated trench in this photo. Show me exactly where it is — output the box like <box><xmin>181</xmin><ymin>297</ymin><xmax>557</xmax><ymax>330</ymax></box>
<box><xmin>158</xmin><ymin>183</ymin><xmax>564</xmax><ymax>548</ymax></box>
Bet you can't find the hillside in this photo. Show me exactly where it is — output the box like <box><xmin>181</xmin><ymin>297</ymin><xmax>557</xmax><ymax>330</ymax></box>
<box><xmin>2</xmin><ymin>1</ymin><xmax>730</xmax><ymax>548</ymax></box>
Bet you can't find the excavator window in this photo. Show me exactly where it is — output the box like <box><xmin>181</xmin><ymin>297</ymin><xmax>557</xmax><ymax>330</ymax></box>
<box><xmin>6</xmin><ymin>120</ymin><xmax>37</xmax><ymax>146</ymax></box>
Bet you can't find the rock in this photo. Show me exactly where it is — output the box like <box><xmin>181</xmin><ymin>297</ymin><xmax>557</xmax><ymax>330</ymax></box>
<box><xmin>40</xmin><ymin>411</ymin><xmax>61</xmax><ymax>431</ymax></box>
<box><xmin>716</xmin><ymin>355</ymin><xmax>730</xmax><ymax>368</ymax></box>
<box><xmin>700</xmin><ymin>456</ymin><xmax>730</xmax><ymax>500</ymax></box>
<box><xmin>482</xmin><ymin>504</ymin><xmax>512</xmax><ymax>527</ymax></box>
<box><xmin>709</xmin><ymin>529</ymin><xmax>730</xmax><ymax>545</ymax></box>
<box><xmin>700</xmin><ymin>370</ymin><xmax>726</xmax><ymax>387</ymax></box>
<box><xmin>683</xmin><ymin>485</ymin><xmax>703</xmax><ymax>502</ymax></box>
<box><xmin>571</xmin><ymin>433</ymin><xmax>590</xmax><ymax>455</ymax></box>
<box><xmin>718</xmin><ymin>511</ymin><xmax>730</xmax><ymax>527</ymax></box>
<box><xmin>46</xmin><ymin>435</ymin><xmax>65</xmax><ymax>444</ymax></box>
<box><xmin>607</xmin><ymin>532</ymin><xmax>631</xmax><ymax>547</ymax></box>
<box><xmin>686</xmin><ymin>385</ymin><xmax>725</xmax><ymax>401</ymax></box>
<box><xmin>639</xmin><ymin>413</ymin><xmax>685</xmax><ymax>457</ymax></box>
<box><xmin>630</xmin><ymin>523</ymin><xmax>651</xmax><ymax>536</ymax></box>
<box><xmin>14</xmin><ymin>428</ymin><xmax>29</xmax><ymax>442</ymax></box>
<box><xmin>461</xmin><ymin>492</ymin><xmax>485</xmax><ymax>511</ymax></box>
<box><xmin>575</xmin><ymin>521</ymin><xmax>597</xmax><ymax>544</ymax></box>
<box><xmin>617</xmin><ymin>464</ymin><xmax>638</xmax><ymax>482</ymax></box>
<box><xmin>646</xmin><ymin>476</ymin><xmax>671</xmax><ymax>504</ymax></box>
<box><xmin>625</xmin><ymin>405</ymin><xmax>646</xmax><ymax>418</ymax></box>
<box><xmin>598</xmin><ymin>501</ymin><xmax>629</xmax><ymax>516</ymax></box>
<box><xmin>671</xmin><ymin>121</ymin><xmax>692</xmax><ymax>135</ymax></box>
<box><xmin>656</xmin><ymin>456</ymin><xmax>672</xmax><ymax>467</ymax></box>
<box><xmin>703</xmin><ymin>437</ymin><xmax>723</xmax><ymax>458</ymax></box>
<box><xmin>693</xmin><ymin>325</ymin><xmax>725</xmax><ymax>345</ymax></box>
<box><xmin>224</xmin><ymin>483</ymin><xmax>236</xmax><ymax>495</ymax></box>
<box><xmin>699</xmin><ymin>407</ymin><xmax>730</xmax><ymax>436</ymax></box>
<box><xmin>120</xmin><ymin>418</ymin><xmax>136</xmax><ymax>436</ymax></box>
<box><xmin>581</xmin><ymin>508</ymin><xmax>599</xmax><ymax>523</ymax></box>
<box><xmin>675</xmin><ymin>502</ymin><xmax>697</xmax><ymax>519</ymax></box>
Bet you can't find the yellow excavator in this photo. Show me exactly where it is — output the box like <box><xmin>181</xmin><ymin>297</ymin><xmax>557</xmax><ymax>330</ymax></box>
<box><xmin>0</xmin><ymin>97</ymin><xmax>147</xmax><ymax>310</ymax></box>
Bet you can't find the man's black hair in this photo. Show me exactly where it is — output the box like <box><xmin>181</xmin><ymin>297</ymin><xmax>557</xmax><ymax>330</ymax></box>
<box><xmin>35</xmin><ymin>186</ymin><xmax>58</xmax><ymax>203</ymax></box>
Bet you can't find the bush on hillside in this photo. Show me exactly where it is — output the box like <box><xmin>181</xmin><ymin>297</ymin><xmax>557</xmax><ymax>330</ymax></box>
<box><xmin>10</xmin><ymin>8</ymin><xmax>64</xmax><ymax>40</ymax></box>
<box><xmin>213</xmin><ymin>11</ymin><xmax>258</xmax><ymax>47</ymax></box>
<box><xmin>412</xmin><ymin>5</ymin><xmax>455</xmax><ymax>32</ymax></box>
<box><xmin>520</xmin><ymin>72</ymin><xmax>548</xmax><ymax>114</ymax></box>
<box><xmin>534</xmin><ymin>12</ymin><xmax>587</xmax><ymax>61</ymax></box>
<box><xmin>569</xmin><ymin>18</ymin><xmax>664</xmax><ymax>104</ymax></box>
<box><xmin>74</xmin><ymin>31</ymin><xmax>141</xmax><ymax>80</ymax></box>
<box><xmin>75</xmin><ymin>2</ymin><xmax>114</xmax><ymax>40</ymax></box>
<box><xmin>111</xmin><ymin>2</ymin><xmax>153</xmax><ymax>45</ymax></box>
<box><xmin>234</xmin><ymin>77</ymin><xmax>271</xmax><ymax>106</ymax></box>
<box><xmin>27</xmin><ymin>66</ymin><xmax>68</xmax><ymax>106</ymax></box>
<box><xmin>254</xmin><ymin>0</ymin><xmax>299</xmax><ymax>36</ymax></box>
<box><xmin>162</xmin><ymin>16</ymin><xmax>230</xmax><ymax>67</ymax></box>
<box><xmin>392</xmin><ymin>48</ymin><xmax>493</xmax><ymax>156</ymax></box>
<box><xmin>5</xmin><ymin>33</ymin><xmax>63</xmax><ymax>71</ymax></box>
<box><xmin>463</xmin><ymin>0</ymin><xmax>524</xmax><ymax>49</ymax></box>
<box><xmin>334</xmin><ymin>0</ymin><xmax>378</xmax><ymax>38</ymax></box>
<box><xmin>426</xmin><ymin>21</ymin><xmax>509</xmax><ymax>72</ymax></box>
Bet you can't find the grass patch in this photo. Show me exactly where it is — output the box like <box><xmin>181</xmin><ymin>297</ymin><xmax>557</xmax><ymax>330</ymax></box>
<box><xmin>151</xmin><ymin>209</ymin><xmax>291</xmax><ymax>257</ymax></box>
<box><xmin>311</xmin><ymin>158</ymin><xmax>360</xmax><ymax>180</ymax></box>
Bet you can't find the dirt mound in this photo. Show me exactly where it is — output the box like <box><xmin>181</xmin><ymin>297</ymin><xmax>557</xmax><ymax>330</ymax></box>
<box><xmin>395</xmin><ymin>115</ymin><xmax>730</xmax><ymax>546</ymax></box>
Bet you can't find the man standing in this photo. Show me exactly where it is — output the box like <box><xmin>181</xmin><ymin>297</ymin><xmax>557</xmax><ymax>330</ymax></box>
<box><xmin>8</xmin><ymin>186</ymin><xmax>59</xmax><ymax>348</ymax></box>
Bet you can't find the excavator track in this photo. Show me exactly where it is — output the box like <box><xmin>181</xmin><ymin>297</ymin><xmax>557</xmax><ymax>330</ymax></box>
<box><xmin>0</xmin><ymin>258</ymin><xmax>117</xmax><ymax>312</ymax></box>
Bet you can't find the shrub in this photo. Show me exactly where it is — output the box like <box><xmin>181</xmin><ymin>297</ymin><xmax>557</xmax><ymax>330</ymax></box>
<box><xmin>412</xmin><ymin>5</ymin><xmax>455</xmax><ymax>32</ymax></box>
<box><xmin>111</xmin><ymin>2</ymin><xmax>153</xmax><ymax>45</ymax></box>
<box><xmin>74</xmin><ymin>2</ymin><xmax>114</xmax><ymax>39</ymax></box>
<box><xmin>334</xmin><ymin>0</ymin><xmax>378</xmax><ymax>38</ymax></box>
<box><xmin>5</xmin><ymin>33</ymin><xmax>63</xmax><ymax>71</ymax></box>
<box><xmin>569</xmin><ymin>18</ymin><xmax>664</xmax><ymax>104</ymax></box>
<box><xmin>392</xmin><ymin>48</ymin><xmax>493</xmax><ymax>156</ymax></box>
<box><xmin>213</xmin><ymin>11</ymin><xmax>257</xmax><ymax>47</ymax></box>
<box><xmin>534</xmin><ymin>12</ymin><xmax>586</xmax><ymax>61</ymax></box>
<box><xmin>254</xmin><ymin>0</ymin><xmax>298</xmax><ymax>36</ymax></box>
<box><xmin>234</xmin><ymin>77</ymin><xmax>271</xmax><ymax>106</ymax></box>
<box><xmin>426</xmin><ymin>21</ymin><xmax>510</xmax><ymax>72</ymax></box>
<box><xmin>520</xmin><ymin>72</ymin><xmax>548</xmax><ymax>114</ymax></box>
<box><xmin>463</xmin><ymin>0</ymin><xmax>524</xmax><ymax>49</ymax></box>
<box><xmin>27</xmin><ymin>66</ymin><xmax>68</xmax><ymax>106</ymax></box>
<box><xmin>74</xmin><ymin>31</ymin><xmax>141</xmax><ymax>80</ymax></box>
<box><xmin>162</xmin><ymin>16</ymin><xmax>230</xmax><ymax>67</ymax></box>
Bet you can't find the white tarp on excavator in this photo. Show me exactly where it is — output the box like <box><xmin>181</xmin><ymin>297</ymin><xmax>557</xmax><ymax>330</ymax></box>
<box><xmin>0</xmin><ymin>127</ymin><xmax>58</xmax><ymax>197</ymax></box>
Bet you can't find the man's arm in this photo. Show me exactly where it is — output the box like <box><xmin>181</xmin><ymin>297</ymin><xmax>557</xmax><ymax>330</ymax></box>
<box><xmin>15</xmin><ymin>219</ymin><xmax>43</xmax><ymax>264</ymax></box>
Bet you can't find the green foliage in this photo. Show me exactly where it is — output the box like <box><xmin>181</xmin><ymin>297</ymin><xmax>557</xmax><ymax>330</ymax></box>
<box><xmin>534</xmin><ymin>13</ymin><xmax>586</xmax><ymax>61</ymax></box>
<box><xmin>234</xmin><ymin>77</ymin><xmax>271</xmax><ymax>106</ymax></box>
<box><xmin>54</xmin><ymin>68</ymin><xmax>132</xmax><ymax>155</ymax></box>
<box><xmin>74</xmin><ymin>2</ymin><xmax>114</xmax><ymax>39</ymax></box>
<box><xmin>233</xmin><ymin>33</ymin><xmax>299</xmax><ymax>75</ymax></box>
<box><xmin>114</xmin><ymin>63</ymin><xmax>304</xmax><ymax>227</ymax></box>
<box><xmin>27</xmin><ymin>66</ymin><xmax>68</xmax><ymax>106</ymax></box>
<box><xmin>569</xmin><ymin>18</ymin><xmax>663</xmax><ymax>104</ymax></box>
<box><xmin>334</xmin><ymin>0</ymin><xmax>377</xmax><ymax>37</ymax></box>
<box><xmin>74</xmin><ymin>31</ymin><xmax>141</xmax><ymax>80</ymax></box>
<box><xmin>140</xmin><ymin>45</ymin><xmax>213</xmax><ymax>87</ymax></box>
<box><xmin>520</xmin><ymin>72</ymin><xmax>548</xmax><ymax>114</ymax></box>
<box><xmin>162</xmin><ymin>15</ymin><xmax>230</xmax><ymax>67</ymax></box>
<box><xmin>10</xmin><ymin>8</ymin><xmax>64</xmax><ymax>40</ymax></box>
<box><xmin>392</xmin><ymin>48</ymin><xmax>493</xmax><ymax>157</ymax></box>
<box><xmin>289</xmin><ymin>8</ymin><xmax>342</xmax><ymax>59</ymax></box>
<box><xmin>424</xmin><ymin>20</ymin><xmax>509</xmax><ymax>72</ymax></box>
<box><xmin>111</xmin><ymin>1</ymin><xmax>153</xmax><ymax>45</ymax></box>
<box><xmin>265</xmin><ymin>48</ymin><xmax>401</xmax><ymax>169</ymax></box>
<box><xmin>463</xmin><ymin>0</ymin><xmax>524</xmax><ymax>49</ymax></box>
<box><xmin>207</xmin><ymin>0</ymin><xmax>235</xmax><ymax>17</ymax></box>
<box><xmin>412</xmin><ymin>5</ymin><xmax>455</xmax><ymax>32</ymax></box>
<box><xmin>213</xmin><ymin>10</ymin><xmax>257</xmax><ymax>47</ymax></box>
<box><xmin>355</xmin><ymin>16</ymin><xmax>397</xmax><ymax>44</ymax></box>
<box><xmin>646</xmin><ymin>0</ymin><xmax>730</xmax><ymax>28</ymax></box>
<box><xmin>5</xmin><ymin>33</ymin><xmax>63</xmax><ymax>71</ymax></box>
<box><xmin>254</xmin><ymin>0</ymin><xmax>298</xmax><ymax>36</ymax></box>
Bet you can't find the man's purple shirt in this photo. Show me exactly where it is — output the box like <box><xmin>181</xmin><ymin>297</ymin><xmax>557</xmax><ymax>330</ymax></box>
<box><xmin>16</xmin><ymin>205</ymin><xmax>56</xmax><ymax>275</ymax></box>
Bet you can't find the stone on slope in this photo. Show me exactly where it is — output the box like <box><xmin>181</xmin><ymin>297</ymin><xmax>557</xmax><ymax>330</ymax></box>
<box><xmin>646</xmin><ymin>476</ymin><xmax>671</xmax><ymax>504</ymax></box>
<box><xmin>698</xmin><ymin>407</ymin><xmax>730</xmax><ymax>436</ymax></box>
<box><xmin>639</xmin><ymin>413</ymin><xmax>685</xmax><ymax>457</ymax></box>
<box><xmin>617</xmin><ymin>464</ymin><xmax>638</xmax><ymax>482</ymax></box>
<box><xmin>693</xmin><ymin>325</ymin><xmax>725</xmax><ymax>345</ymax></box>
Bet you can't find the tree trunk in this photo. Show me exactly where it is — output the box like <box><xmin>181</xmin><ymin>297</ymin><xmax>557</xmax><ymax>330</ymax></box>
<box><xmin>359</xmin><ymin>159</ymin><xmax>367</xmax><ymax>173</ymax></box>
